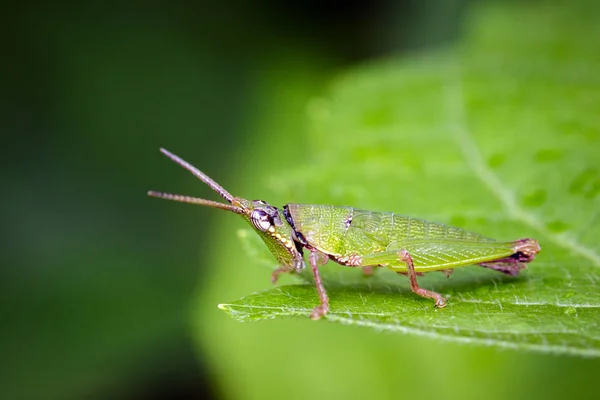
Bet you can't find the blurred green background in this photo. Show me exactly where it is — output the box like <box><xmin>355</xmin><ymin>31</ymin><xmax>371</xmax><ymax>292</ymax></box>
<box><xmin>2</xmin><ymin>1</ymin><xmax>599</xmax><ymax>399</ymax></box>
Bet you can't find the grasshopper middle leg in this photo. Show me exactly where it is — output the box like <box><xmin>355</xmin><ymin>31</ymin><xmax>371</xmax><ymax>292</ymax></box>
<box><xmin>309</xmin><ymin>250</ymin><xmax>330</xmax><ymax>320</ymax></box>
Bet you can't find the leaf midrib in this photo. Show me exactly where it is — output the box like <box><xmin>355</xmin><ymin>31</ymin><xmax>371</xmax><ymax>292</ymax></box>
<box><xmin>444</xmin><ymin>70</ymin><xmax>600</xmax><ymax>267</ymax></box>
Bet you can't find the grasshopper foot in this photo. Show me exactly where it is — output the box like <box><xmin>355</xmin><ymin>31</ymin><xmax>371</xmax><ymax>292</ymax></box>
<box><xmin>434</xmin><ymin>294</ymin><xmax>447</xmax><ymax>308</ymax></box>
<box><xmin>412</xmin><ymin>286</ymin><xmax>446</xmax><ymax>308</ymax></box>
<box><xmin>310</xmin><ymin>304</ymin><xmax>329</xmax><ymax>320</ymax></box>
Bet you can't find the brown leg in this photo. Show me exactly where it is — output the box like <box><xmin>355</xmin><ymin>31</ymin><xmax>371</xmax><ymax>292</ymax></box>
<box><xmin>399</xmin><ymin>249</ymin><xmax>446</xmax><ymax>308</ymax></box>
<box><xmin>272</xmin><ymin>255</ymin><xmax>306</xmax><ymax>283</ymax></box>
<box><xmin>441</xmin><ymin>269</ymin><xmax>454</xmax><ymax>278</ymax></box>
<box><xmin>362</xmin><ymin>266</ymin><xmax>376</xmax><ymax>277</ymax></box>
<box><xmin>271</xmin><ymin>267</ymin><xmax>291</xmax><ymax>284</ymax></box>
<box><xmin>309</xmin><ymin>250</ymin><xmax>330</xmax><ymax>320</ymax></box>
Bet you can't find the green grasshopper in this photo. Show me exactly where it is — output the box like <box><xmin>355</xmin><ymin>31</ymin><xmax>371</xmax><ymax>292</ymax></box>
<box><xmin>149</xmin><ymin>148</ymin><xmax>541</xmax><ymax>319</ymax></box>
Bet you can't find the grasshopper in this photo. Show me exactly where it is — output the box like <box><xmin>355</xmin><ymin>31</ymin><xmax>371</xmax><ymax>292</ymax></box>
<box><xmin>149</xmin><ymin>148</ymin><xmax>541</xmax><ymax>319</ymax></box>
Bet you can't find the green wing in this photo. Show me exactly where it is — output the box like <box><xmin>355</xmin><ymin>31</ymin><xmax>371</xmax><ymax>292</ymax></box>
<box><xmin>385</xmin><ymin>238</ymin><xmax>516</xmax><ymax>271</ymax></box>
<box><xmin>349</xmin><ymin>209</ymin><xmax>494</xmax><ymax>243</ymax></box>
<box><xmin>340</xmin><ymin>210</ymin><xmax>515</xmax><ymax>270</ymax></box>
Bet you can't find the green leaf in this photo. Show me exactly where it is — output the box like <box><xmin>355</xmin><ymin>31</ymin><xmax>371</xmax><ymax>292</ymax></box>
<box><xmin>217</xmin><ymin>1</ymin><xmax>600</xmax><ymax>357</ymax></box>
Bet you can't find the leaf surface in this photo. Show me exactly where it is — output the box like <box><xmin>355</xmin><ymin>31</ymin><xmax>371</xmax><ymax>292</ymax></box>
<box><xmin>218</xmin><ymin>2</ymin><xmax>600</xmax><ymax>356</ymax></box>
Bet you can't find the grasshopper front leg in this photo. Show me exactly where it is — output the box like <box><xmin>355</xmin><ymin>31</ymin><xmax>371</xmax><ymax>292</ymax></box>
<box><xmin>346</xmin><ymin>249</ymin><xmax>446</xmax><ymax>308</ymax></box>
<box><xmin>271</xmin><ymin>255</ymin><xmax>306</xmax><ymax>283</ymax></box>
<box><xmin>271</xmin><ymin>266</ymin><xmax>294</xmax><ymax>284</ymax></box>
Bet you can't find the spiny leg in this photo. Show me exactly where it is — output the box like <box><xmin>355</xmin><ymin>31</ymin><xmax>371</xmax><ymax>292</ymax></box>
<box><xmin>309</xmin><ymin>250</ymin><xmax>329</xmax><ymax>320</ymax></box>
<box><xmin>399</xmin><ymin>249</ymin><xmax>446</xmax><ymax>308</ymax></box>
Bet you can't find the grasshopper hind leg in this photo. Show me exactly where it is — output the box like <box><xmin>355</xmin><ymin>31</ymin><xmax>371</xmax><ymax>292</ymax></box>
<box><xmin>398</xmin><ymin>249</ymin><xmax>446</xmax><ymax>308</ymax></box>
<box><xmin>339</xmin><ymin>249</ymin><xmax>446</xmax><ymax>307</ymax></box>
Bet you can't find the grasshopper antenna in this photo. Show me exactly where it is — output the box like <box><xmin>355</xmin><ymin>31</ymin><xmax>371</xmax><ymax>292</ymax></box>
<box><xmin>147</xmin><ymin>191</ymin><xmax>243</xmax><ymax>213</ymax></box>
<box><xmin>158</xmin><ymin>148</ymin><xmax>234</xmax><ymax>203</ymax></box>
<box><xmin>147</xmin><ymin>148</ymin><xmax>243</xmax><ymax>214</ymax></box>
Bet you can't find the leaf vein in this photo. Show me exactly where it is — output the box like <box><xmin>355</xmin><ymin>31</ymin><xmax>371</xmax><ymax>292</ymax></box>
<box><xmin>444</xmin><ymin>69</ymin><xmax>600</xmax><ymax>267</ymax></box>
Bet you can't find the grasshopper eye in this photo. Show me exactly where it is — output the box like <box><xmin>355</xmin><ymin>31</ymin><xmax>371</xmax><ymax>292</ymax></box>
<box><xmin>250</xmin><ymin>209</ymin><xmax>272</xmax><ymax>231</ymax></box>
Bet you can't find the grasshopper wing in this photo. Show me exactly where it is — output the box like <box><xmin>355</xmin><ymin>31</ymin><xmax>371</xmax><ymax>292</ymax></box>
<box><xmin>385</xmin><ymin>238</ymin><xmax>517</xmax><ymax>271</ymax></box>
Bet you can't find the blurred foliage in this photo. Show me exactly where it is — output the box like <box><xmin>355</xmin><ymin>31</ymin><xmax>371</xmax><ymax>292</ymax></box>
<box><xmin>195</xmin><ymin>1</ymin><xmax>600</xmax><ymax>399</ymax></box>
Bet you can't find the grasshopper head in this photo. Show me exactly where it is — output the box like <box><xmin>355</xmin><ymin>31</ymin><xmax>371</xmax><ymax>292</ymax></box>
<box><xmin>233</xmin><ymin>198</ymin><xmax>304</xmax><ymax>272</ymax></box>
<box><xmin>148</xmin><ymin>148</ymin><xmax>304</xmax><ymax>272</ymax></box>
